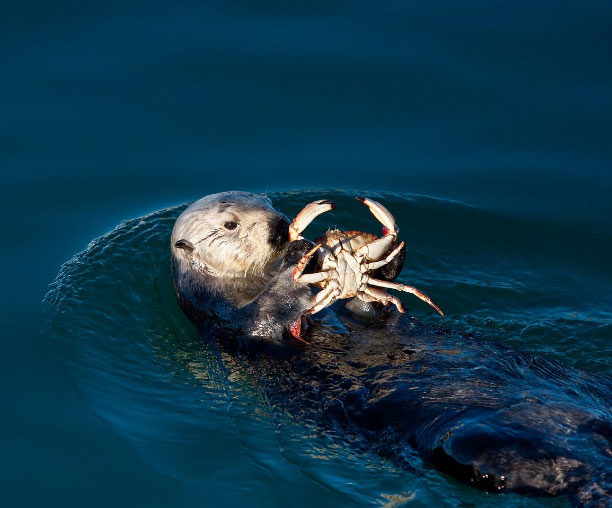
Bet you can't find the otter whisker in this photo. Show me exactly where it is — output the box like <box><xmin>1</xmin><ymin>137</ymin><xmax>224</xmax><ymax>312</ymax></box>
<box><xmin>194</xmin><ymin>229</ymin><xmax>219</xmax><ymax>244</ymax></box>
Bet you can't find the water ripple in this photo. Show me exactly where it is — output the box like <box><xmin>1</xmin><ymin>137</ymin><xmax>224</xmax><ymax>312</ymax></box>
<box><xmin>44</xmin><ymin>191</ymin><xmax>611</xmax><ymax>506</ymax></box>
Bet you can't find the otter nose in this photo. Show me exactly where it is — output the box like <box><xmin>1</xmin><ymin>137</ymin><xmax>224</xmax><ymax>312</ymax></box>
<box><xmin>269</xmin><ymin>215</ymin><xmax>290</xmax><ymax>247</ymax></box>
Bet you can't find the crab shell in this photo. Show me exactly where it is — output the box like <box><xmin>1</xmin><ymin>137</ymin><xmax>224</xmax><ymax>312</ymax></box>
<box><xmin>312</xmin><ymin>230</ymin><xmax>379</xmax><ymax>296</ymax></box>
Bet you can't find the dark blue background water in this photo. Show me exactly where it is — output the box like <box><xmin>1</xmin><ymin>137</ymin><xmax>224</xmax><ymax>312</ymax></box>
<box><xmin>2</xmin><ymin>1</ymin><xmax>611</xmax><ymax>506</ymax></box>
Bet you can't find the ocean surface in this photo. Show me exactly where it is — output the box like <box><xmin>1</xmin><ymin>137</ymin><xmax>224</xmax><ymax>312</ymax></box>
<box><xmin>2</xmin><ymin>1</ymin><xmax>611</xmax><ymax>507</ymax></box>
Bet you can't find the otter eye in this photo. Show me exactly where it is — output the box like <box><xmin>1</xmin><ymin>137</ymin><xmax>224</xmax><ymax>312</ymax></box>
<box><xmin>224</xmin><ymin>221</ymin><xmax>238</xmax><ymax>230</ymax></box>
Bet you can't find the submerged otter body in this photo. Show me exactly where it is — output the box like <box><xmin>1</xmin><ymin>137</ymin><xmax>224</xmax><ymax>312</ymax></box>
<box><xmin>171</xmin><ymin>192</ymin><xmax>612</xmax><ymax>507</ymax></box>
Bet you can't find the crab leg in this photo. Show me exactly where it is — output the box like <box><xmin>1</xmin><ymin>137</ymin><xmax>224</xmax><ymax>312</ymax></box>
<box><xmin>292</xmin><ymin>243</ymin><xmax>322</xmax><ymax>282</ymax></box>
<box><xmin>307</xmin><ymin>284</ymin><xmax>339</xmax><ymax>315</ymax></box>
<box><xmin>366</xmin><ymin>278</ymin><xmax>444</xmax><ymax>316</ymax></box>
<box><xmin>295</xmin><ymin>270</ymin><xmax>336</xmax><ymax>285</ymax></box>
<box><xmin>292</xmin><ymin>242</ymin><xmax>337</xmax><ymax>287</ymax></box>
<box><xmin>362</xmin><ymin>286</ymin><xmax>405</xmax><ymax>313</ymax></box>
<box><xmin>363</xmin><ymin>242</ymin><xmax>405</xmax><ymax>271</ymax></box>
<box><xmin>355</xmin><ymin>197</ymin><xmax>399</xmax><ymax>261</ymax></box>
<box><xmin>289</xmin><ymin>200</ymin><xmax>337</xmax><ymax>241</ymax></box>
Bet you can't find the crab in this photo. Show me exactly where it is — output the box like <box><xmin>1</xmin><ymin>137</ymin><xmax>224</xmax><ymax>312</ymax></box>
<box><xmin>288</xmin><ymin>197</ymin><xmax>444</xmax><ymax>317</ymax></box>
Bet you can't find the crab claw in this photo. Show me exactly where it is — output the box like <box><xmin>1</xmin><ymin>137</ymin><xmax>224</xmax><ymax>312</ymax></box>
<box><xmin>355</xmin><ymin>197</ymin><xmax>399</xmax><ymax>261</ymax></box>
<box><xmin>356</xmin><ymin>197</ymin><xmax>398</xmax><ymax>238</ymax></box>
<box><xmin>289</xmin><ymin>200</ymin><xmax>337</xmax><ymax>241</ymax></box>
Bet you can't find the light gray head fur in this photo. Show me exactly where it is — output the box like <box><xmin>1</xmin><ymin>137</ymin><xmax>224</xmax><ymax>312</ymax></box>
<box><xmin>171</xmin><ymin>191</ymin><xmax>288</xmax><ymax>279</ymax></box>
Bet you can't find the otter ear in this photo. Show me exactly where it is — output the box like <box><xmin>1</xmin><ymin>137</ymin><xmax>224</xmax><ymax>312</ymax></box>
<box><xmin>174</xmin><ymin>239</ymin><xmax>194</xmax><ymax>252</ymax></box>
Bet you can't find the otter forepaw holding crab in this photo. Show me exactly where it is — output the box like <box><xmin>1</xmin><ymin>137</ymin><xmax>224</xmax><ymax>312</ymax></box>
<box><xmin>288</xmin><ymin>197</ymin><xmax>444</xmax><ymax>317</ymax></box>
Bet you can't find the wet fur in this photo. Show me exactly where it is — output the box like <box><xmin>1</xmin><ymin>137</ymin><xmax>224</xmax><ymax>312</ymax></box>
<box><xmin>172</xmin><ymin>192</ymin><xmax>612</xmax><ymax>507</ymax></box>
<box><xmin>171</xmin><ymin>192</ymin><xmax>315</xmax><ymax>336</ymax></box>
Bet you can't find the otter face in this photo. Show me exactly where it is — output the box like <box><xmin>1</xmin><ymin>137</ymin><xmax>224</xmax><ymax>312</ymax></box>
<box><xmin>172</xmin><ymin>191</ymin><xmax>290</xmax><ymax>277</ymax></box>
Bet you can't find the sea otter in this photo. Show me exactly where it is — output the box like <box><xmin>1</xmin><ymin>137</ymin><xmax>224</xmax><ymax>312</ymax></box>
<box><xmin>171</xmin><ymin>191</ymin><xmax>612</xmax><ymax>507</ymax></box>
<box><xmin>171</xmin><ymin>191</ymin><xmax>316</xmax><ymax>339</ymax></box>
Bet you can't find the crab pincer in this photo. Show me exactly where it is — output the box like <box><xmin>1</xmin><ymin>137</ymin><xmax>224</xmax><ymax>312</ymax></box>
<box><xmin>353</xmin><ymin>197</ymin><xmax>444</xmax><ymax>316</ymax></box>
<box><xmin>289</xmin><ymin>200</ymin><xmax>337</xmax><ymax>242</ymax></box>
<box><xmin>354</xmin><ymin>197</ymin><xmax>399</xmax><ymax>260</ymax></box>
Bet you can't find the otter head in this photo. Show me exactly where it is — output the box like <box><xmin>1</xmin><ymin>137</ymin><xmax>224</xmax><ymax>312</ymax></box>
<box><xmin>171</xmin><ymin>191</ymin><xmax>290</xmax><ymax>278</ymax></box>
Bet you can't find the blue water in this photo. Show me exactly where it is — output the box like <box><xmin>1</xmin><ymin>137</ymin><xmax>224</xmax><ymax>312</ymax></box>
<box><xmin>2</xmin><ymin>1</ymin><xmax>612</xmax><ymax>506</ymax></box>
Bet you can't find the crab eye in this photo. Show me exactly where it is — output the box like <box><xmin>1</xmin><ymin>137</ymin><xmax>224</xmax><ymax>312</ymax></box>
<box><xmin>224</xmin><ymin>221</ymin><xmax>238</xmax><ymax>230</ymax></box>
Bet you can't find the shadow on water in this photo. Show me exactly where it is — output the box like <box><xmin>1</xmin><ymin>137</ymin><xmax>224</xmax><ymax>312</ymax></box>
<box><xmin>44</xmin><ymin>191</ymin><xmax>612</xmax><ymax>507</ymax></box>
